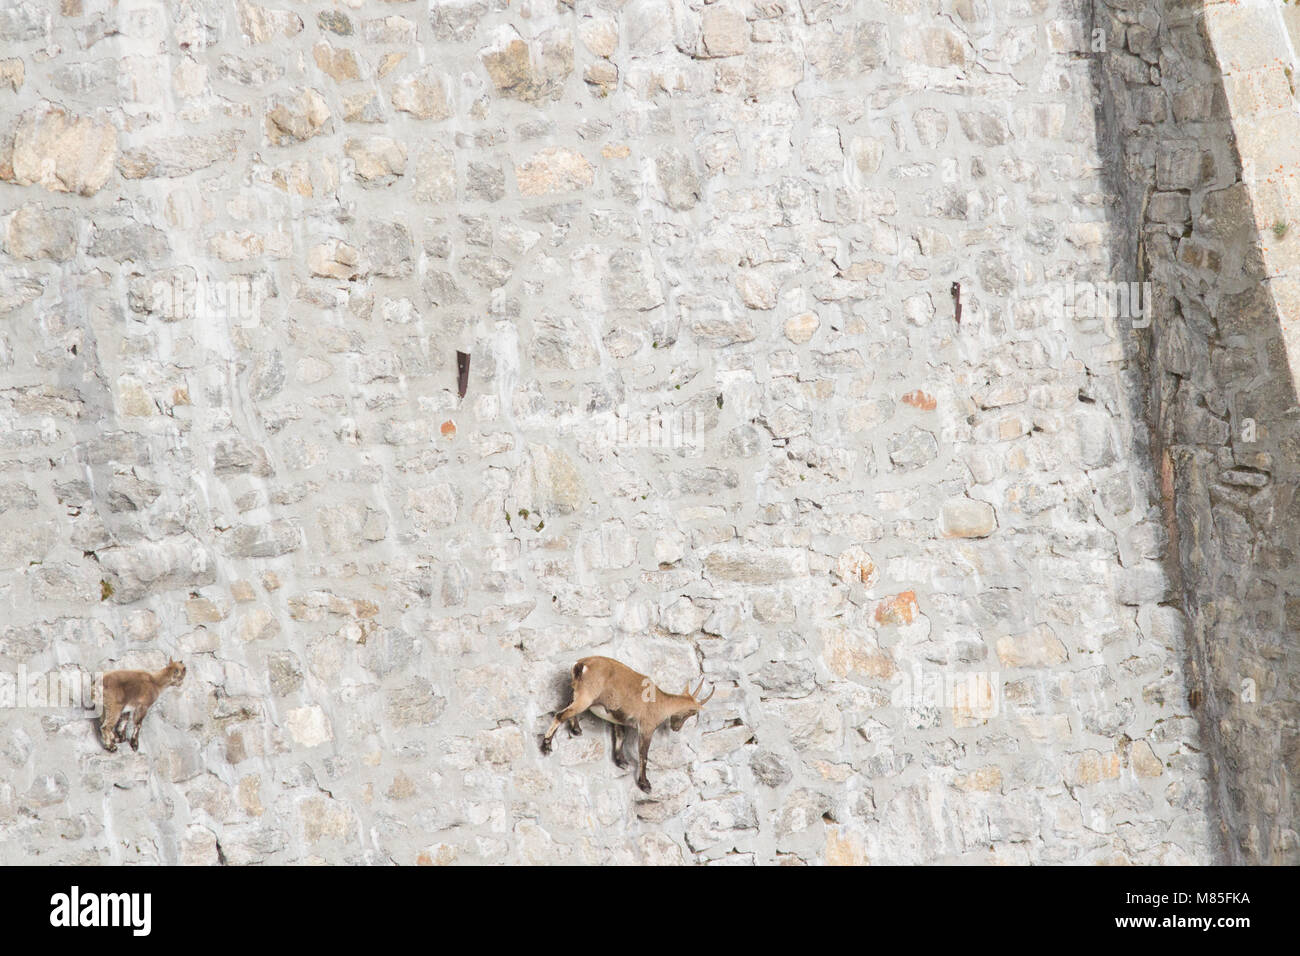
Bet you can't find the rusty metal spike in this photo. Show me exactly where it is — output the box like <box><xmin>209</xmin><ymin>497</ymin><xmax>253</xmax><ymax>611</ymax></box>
<box><xmin>456</xmin><ymin>351</ymin><xmax>470</xmax><ymax>399</ymax></box>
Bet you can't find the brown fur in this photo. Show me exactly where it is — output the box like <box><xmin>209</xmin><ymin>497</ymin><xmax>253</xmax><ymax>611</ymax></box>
<box><xmin>99</xmin><ymin>660</ymin><xmax>186</xmax><ymax>753</ymax></box>
<box><xmin>541</xmin><ymin>656</ymin><xmax>713</xmax><ymax>793</ymax></box>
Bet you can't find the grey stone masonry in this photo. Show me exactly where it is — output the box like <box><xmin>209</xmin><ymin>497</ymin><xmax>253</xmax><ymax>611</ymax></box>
<box><xmin>0</xmin><ymin>0</ymin><xmax>1242</xmax><ymax>863</ymax></box>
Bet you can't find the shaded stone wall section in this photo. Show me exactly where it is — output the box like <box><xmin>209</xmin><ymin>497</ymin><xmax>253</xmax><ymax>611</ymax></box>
<box><xmin>1096</xmin><ymin>0</ymin><xmax>1300</xmax><ymax>864</ymax></box>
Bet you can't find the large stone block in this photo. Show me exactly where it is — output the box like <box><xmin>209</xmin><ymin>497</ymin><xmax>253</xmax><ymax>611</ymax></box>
<box><xmin>9</xmin><ymin>103</ymin><xmax>116</xmax><ymax>196</ymax></box>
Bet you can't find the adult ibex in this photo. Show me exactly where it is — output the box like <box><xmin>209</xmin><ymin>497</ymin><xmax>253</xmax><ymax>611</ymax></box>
<box><xmin>541</xmin><ymin>656</ymin><xmax>714</xmax><ymax>793</ymax></box>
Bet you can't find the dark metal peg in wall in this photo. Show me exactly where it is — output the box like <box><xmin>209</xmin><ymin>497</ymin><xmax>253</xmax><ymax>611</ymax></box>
<box><xmin>456</xmin><ymin>351</ymin><xmax>470</xmax><ymax>399</ymax></box>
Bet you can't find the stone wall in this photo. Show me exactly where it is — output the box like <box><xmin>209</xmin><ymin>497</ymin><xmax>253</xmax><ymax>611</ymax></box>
<box><xmin>0</xmin><ymin>0</ymin><xmax>1239</xmax><ymax>864</ymax></box>
<box><xmin>1095</xmin><ymin>0</ymin><xmax>1300</xmax><ymax>865</ymax></box>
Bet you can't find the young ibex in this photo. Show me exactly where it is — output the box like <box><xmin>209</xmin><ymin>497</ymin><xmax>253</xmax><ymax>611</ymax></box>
<box><xmin>541</xmin><ymin>656</ymin><xmax>714</xmax><ymax>793</ymax></box>
<box><xmin>98</xmin><ymin>660</ymin><xmax>186</xmax><ymax>753</ymax></box>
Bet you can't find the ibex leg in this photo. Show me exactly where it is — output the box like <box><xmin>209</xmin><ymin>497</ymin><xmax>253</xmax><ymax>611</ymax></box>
<box><xmin>611</xmin><ymin>723</ymin><xmax>628</xmax><ymax>768</ymax></box>
<box><xmin>635</xmin><ymin>727</ymin><xmax>655</xmax><ymax>793</ymax></box>
<box><xmin>129</xmin><ymin>704</ymin><xmax>150</xmax><ymax>751</ymax></box>
<box><xmin>541</xmin><ymin>688</ymin><xmax>597</xmax><ymax>753</ymax></box>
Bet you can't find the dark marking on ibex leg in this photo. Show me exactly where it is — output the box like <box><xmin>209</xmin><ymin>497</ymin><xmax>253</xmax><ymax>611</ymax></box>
<box><xmin>129</xmin><ymin>706</ymin><xmax>148</xmax><ymax>751</ymax></box>
<box><xmin>611</xmin><ymin>723</ymin><xmax>628</xmax><ymax>768</ymax></box>
<box><xmin>541</xmin><ymin>712</ymin><xmax>564</xmax><ymax>753</ymax></box>
<box><xmin>114</xmin><ymin>712</ymin><xmax>131</xmax><ymax>739</ymax></box>
<box><xmin>636</xmin><ymin>727</ymin><xmax>655</xmax><ymax>793</ymax></box>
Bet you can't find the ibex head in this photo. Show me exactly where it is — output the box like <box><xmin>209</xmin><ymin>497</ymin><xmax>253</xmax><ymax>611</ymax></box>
<box><xmin>669</xmin><ymin>678</ymin><xmax>715</xmax><ymax>731</ymax></box>
<box><xmin>163</xmin><ymin>660</ymin><xmax>187</xmax><ymax>686</ymax></box>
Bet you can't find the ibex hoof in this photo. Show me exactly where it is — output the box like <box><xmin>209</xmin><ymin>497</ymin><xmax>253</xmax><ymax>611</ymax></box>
<box><xmin>129</xmin><ymin>739</ymin><xmax>139</xmax><ymax>752</ymax></box>
<box><xmin>637</xmin><ymin>778</ymin><xmax>652</xmax><ymax>794</ymax></box>
<box><xmin>104</xmin><ymin>742</ymin><xmax>117</xmax><ymax>753</ymax></box>
<box><xmin>540</xmin><ymin>737</ymin><xmax>552</xmax><ymax>755</ymax></box>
